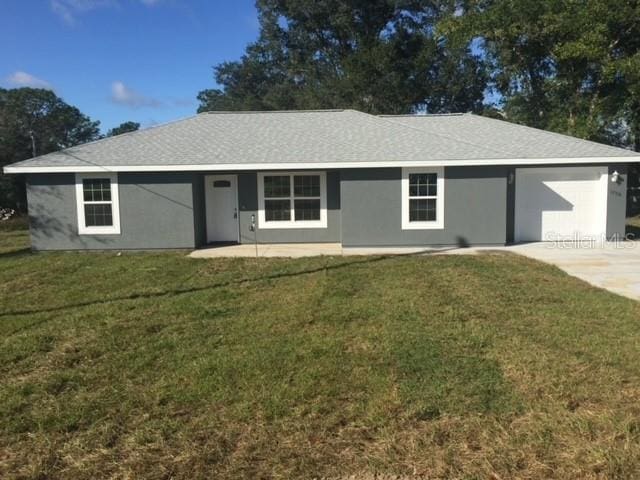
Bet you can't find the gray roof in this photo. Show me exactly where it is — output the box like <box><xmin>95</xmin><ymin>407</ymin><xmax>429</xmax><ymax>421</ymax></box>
<box><xmin>5</xmin><ymin>109</ymin><xmax>638</xmax><ymax>172</ymax></box>
<box><xmin>383</xmin><ymin>113</ymin><xmax>637</xmax><ymax>159</ymax></box>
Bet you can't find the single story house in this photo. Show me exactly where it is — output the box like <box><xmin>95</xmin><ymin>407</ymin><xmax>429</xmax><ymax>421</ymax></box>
<box><xmin>4</xmin><ymin>109</ymin><xmax>639</xmax><ymax>250</ymax></box>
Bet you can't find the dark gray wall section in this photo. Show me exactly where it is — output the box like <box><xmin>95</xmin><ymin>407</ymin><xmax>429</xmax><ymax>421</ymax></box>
<box><xmin>607</xmin><ymin>164</ymin><xmax>628</xmax><ymax>239</ymax></box>
<box><xmin>340</xmin><ymin>166</ymin><xmax>509</xmax><ymax>247</ymax></box>
<box><xmin>505</xmin><ymin>167</ymin><xmax>516</xmax><ymax>244</ymax></box>
<box><xmin>236</xmin><ymin>171</ymin><xmax>342</xmax><ymax>244</ymax></box>
<box><xmin>191</xmin><ymin>173</ymin><xmax>207</xmax><ymax>247</ymax></box>
<box><xmin>26</xmin><ymin>163</ymin><xmax>628</xmax><ymax>250</ymax></box>
<box><xmin>27</xmin><ymin>172</ymin><xmax>198</xmax><ymax>250</ymax></box>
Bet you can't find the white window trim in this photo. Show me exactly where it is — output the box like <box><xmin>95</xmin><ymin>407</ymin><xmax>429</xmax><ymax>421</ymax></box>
<box><xmin>401</xmin><ymin>166</ymin><xmax>445</xmax><ymax>230</ymax></box>
<box><xmin>75</xmin><ymin>172</ymin><xmax>121</xmax><ymax>235</ymax></box>
<box><xmin>257</xmin><ymin>171</ymin><xmax>328</xmax><ymax>229</ymax></box>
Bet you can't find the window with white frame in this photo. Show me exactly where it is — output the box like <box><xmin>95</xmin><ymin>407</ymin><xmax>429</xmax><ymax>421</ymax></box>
<box><xmin>75</xmin><ymin>173</ymin><xmax>121</xmax><ymax>234</ymax></box>
<box><xmin>258</xmin><ymin>172</ymin><xmax>327</xmax><ymax>228</ymax></box>
<box><xmin>401</xmin><ymin>167</ymin><xmax>444</xmax><ymax>230</ymax></box>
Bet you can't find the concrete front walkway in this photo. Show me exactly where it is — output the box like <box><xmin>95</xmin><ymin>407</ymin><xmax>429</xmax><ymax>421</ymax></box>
<box><xmin>510</xmin><ymin>241</ymin><xmax>640</xmax><ymax>301</ymax></box>
<box><xmin>189</xmin><ymin>243</ymin><xmax>503</xmax><ymax>258</ymax></box>
<box><xmin>190</xmin><ymin>243</ymin><xmax>344</xmax><ymax>258</ymax></box>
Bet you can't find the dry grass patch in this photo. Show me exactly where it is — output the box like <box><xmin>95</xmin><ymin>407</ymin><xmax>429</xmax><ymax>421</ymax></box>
<box><xmin>1</xmin><ymin>224</ymin><xmax>640</xmax><ymax>479</ymax></box>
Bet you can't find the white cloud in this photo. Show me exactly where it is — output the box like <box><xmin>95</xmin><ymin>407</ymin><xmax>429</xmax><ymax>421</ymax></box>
<box><xmin>51</xmin><ymin>0</ymin><xmax>163</xmax><ymax>25</ymax></box>
<box><xmin>110</xmin><ymin>81</ymin><xmax>162</xmax><ymax>108</ymax></box>
<box><xmin>50</xmin><ymin>0</ymin><xmax>75</xmax><ymax>24</ymax></box>
<box><xmin>6</xmin><ymin>71</ymin><xmax>53</xmax><ymax>90</ymax></box>
<box><xmin>50</xmin><ymin>0</ymin><xmax>116</xmax><ymax>25</ymax></box>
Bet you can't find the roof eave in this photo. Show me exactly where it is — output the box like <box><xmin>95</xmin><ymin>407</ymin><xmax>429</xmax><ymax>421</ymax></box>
<box><xmin>4</xmin><ymin>156</ymin><xmax>639</xmax><ymax>174</ymax></box>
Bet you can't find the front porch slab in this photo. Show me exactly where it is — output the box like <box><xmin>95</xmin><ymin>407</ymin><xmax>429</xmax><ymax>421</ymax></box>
<box><xmin>189</xmin><ymin>243</ymin><xmax>504</xmax><ymax>258</ymax></box>
<box><xmin>190</xmin><ymin>243</ymin><xmax>344</xmax><ymax>258</ymax></box>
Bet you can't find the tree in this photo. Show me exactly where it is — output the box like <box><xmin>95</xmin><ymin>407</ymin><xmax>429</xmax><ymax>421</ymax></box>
<box><xmin>443</xmin><ymin>0</ymin><xmax>640</xmax><ymax>150</ymax></box>
<box><xmin>0</xmin><ymin>88</ymin><xmax>100</xmax><ymax>209</ymax></box>
<box><xmin>442</xmin><ymin>0</ymin><xmax>640</xmax><ymax>214</ymax></box>
<box><xmin>107</xmin><ymin>121</ymin><xmax>140</xmax><ymax>137</ymax></box>
<box><xmin>198</xmin><ymin>0</ymin><xmax>489</xmax><ymax>115</ymax></box>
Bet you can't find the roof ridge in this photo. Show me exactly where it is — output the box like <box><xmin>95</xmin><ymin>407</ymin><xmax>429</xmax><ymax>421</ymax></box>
<box><xmin>466</xmin><ymin>113</ymin><xmax>635</xmax><ymax>155</ymax></box>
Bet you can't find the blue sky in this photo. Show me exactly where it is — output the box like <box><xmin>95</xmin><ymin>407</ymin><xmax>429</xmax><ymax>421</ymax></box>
<box><xmin>1</xmin><ymin>0</ymin><xmax>261</xmax><ymax>133</ymax></box>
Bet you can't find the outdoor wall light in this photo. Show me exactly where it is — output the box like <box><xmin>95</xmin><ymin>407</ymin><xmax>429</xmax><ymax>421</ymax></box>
<box><xmin>611</xmin><ymin>170</ymin><xmax>621</xmax><ymax>183</ymax></box>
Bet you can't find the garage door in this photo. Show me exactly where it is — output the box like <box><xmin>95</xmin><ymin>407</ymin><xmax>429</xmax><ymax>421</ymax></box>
<box><xmin>514</xmin><ymin>166</ymin><xmax>608</xmax><ymax>242</ymax></box>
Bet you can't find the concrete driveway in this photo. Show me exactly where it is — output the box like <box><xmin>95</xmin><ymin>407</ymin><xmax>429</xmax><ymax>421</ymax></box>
<box><xmin>510</xmin><ymin>242</ymin><xmax>640</xmax><ymax>301</ymax></box>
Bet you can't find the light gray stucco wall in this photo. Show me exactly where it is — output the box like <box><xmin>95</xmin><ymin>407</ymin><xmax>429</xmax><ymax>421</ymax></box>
<box><xmin>27</xmin><ymin>172</ymin><xmax>198</xmax><ymax>250</ymax></box>
<box><xmin>340</xmin><ymin>166</ymin><xmax>509</xmax><ymax>247</ymax></box>
<box><xmin>236</xmin><ymin>171</ymin><xmax>342</xmax><ymax>244</ymax></box>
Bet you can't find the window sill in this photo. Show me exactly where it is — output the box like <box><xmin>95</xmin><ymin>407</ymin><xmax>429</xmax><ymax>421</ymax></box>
<box><xmin>401</xmin><ymin>222</ymin><xmax>444</xmax><ymax>231</ymax></box>
<box><xmin>259</xmin><ymin>221</ymin><xmax>327</xmax><ymax>229</ymax></box>
<box><xmin>78</xmin><ymin>227</ymin><xmax>121</xmax><ymax>235</ymax></box>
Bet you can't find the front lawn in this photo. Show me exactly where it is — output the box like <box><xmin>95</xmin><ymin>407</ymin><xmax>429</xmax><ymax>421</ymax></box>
<box><xmin>1</xmin><ymin>222</ymin><xmax>640</xmax><ymax>479</ymax></box>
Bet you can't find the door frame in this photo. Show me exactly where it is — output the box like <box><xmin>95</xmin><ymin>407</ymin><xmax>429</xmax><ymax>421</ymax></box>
<box><xmin>204</xmin><ymin>174</ymin><xmax>240</xmax><ymax>243</ymax></box>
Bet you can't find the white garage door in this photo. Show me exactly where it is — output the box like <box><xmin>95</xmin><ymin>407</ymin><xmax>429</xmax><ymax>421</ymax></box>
<box><xmin>515</xmin><ymin>166</ymin><xmax>608</xmax><ymax>242</ymax></box>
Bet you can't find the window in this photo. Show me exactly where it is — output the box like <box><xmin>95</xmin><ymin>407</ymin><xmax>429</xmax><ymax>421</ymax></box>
<box><xmin>401</xmin><ymin>167</ymin><xmax>444</xmax><ymax>230</ymax></box>
<box><xmin>75</xmin><ymin>173</ymin><xmax>121</xmax><ymax>234</ymax></box>
<box><xmin>258</xmin><ymin>172</ymin><xmax>327</xmax><ymax>228</ymax></box>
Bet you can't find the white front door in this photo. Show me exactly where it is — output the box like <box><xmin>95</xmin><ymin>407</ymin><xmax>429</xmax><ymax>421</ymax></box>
<box><xmin>514</xmin><ymin>166</ymin><xmax>608</xmax><ymax>242</ymax></box>
<box><xmin>205</xmin><ymin>174</ymin><xmax>239</xmax><ymax>243</ymax></box>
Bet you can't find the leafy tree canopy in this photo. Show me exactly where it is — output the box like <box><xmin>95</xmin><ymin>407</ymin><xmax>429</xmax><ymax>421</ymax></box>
<box><xmin>107</xmin><ymin>121</ymin><xmax>140</xmax><ymax>137</ymax></box>
<box><xmin>442</xmin><ymin>0</ymin><xmax>640</xmax><ymax>150</ymax></box>
<box><xmin>198</xmin><ymin>0</ymin><xmax>489</xmax><ymax>115</ymax></box>
<box><xmin>0</xmin><ymin>87</ymin><xmax>100</xmax><ymax>208</ymax></box>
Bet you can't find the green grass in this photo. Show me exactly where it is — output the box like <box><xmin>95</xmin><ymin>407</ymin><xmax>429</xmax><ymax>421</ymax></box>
<box><xmin>1</xmin><ymin>222</ymin><xmax>640</xmax><ymax>479</ymax></box>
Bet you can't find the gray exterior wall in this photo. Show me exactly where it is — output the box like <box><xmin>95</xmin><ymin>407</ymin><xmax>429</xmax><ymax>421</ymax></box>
<box><xmin>236</xmin><ymin>171</ymin><xmax>342</xmax><ymax>244</ymax></box>
<box><xmin>192</xmin><ymin>174</ymin><xmax>207</xmax><ymax>247</ymax></box>
<box><xmin>607</xmin><ymin>164</ymin><xmax>628</xmax><ymax>239</ymax></box>
<box><xmin>341</xmin><ymin>166</ymin><xmax>509</xmax><ymax>247</ymax></box>
<box><xmin>27</xmin><ymin>172</ymin><xmax>198</xmax><ymax>250</ymax></box>
<box><xmin>25</xmin><ymin>163</ymin><xmax>628</xmax><ymax>250</ymax></box>
<box><xmin>505</xmin><ymin>167</ymin><xmax>516</xmax><ymax>244</ymax></box>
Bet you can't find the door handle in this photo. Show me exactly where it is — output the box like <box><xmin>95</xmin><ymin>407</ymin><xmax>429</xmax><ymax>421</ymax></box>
<box><xmin>233</xmin><ymin>208</ymin><xmax>238</xmax><ymax>219</ymax></box>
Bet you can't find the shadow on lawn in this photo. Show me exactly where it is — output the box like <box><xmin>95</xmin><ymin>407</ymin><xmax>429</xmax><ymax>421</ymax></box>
<box><xmin>0</xmin><ymin>247</ymin><xmax>32</xmax><ymax>259</ymax></box>
<box><xmin>0</xmin><ymin>247</ymin><xmax>463</xmax><ymax>324</ymax></box>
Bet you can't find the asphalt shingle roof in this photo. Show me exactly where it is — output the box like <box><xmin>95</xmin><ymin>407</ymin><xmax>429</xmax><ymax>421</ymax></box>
<box><xmin>383</xmin><ymin>113</ymin><xmax>636</xmax><ymax>159</ymax></box>
<box><xmin>5</xmin><ymin>109</ymin><xmax>638</xmax><ymax>172</ymax></box>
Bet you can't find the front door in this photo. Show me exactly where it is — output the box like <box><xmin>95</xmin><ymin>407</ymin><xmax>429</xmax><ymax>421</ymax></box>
<box><xmin>205</xmin><ymin>174</ymin><xmax>239</xmax><ymax>243</ymax></box>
